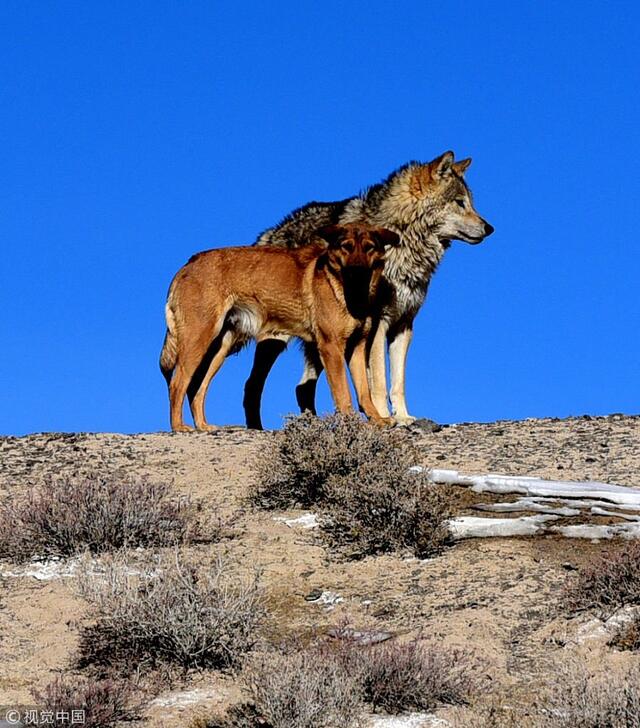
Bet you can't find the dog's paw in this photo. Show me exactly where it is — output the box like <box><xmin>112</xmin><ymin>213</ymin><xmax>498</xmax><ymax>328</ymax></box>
<box><xmin>172</xmin><ymin>424</ymin><xmax>195</xmax><ymax>433</ymax></box>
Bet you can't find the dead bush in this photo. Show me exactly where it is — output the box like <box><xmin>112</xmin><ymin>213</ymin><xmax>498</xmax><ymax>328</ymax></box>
<box><xmin>77</xmin><ymin>551</ymin><xmax>265</xmax><ymax>673</ymax></box>
<box><xmin>541</xmin><ymin>656</ymin><xmax>640</xmax><ymax>727</ymax></box>
<box><xmin>0</xmin><ymin>475</ymin><xmax>195</xmax><ymax>561</ymax></box>
<box><xmin>322</xmin><ymin>463</ymin><xmax>451</xmax><ymax>559</ymax></box>
<box><xmin>242</xmin><ymin>648</ymin><xmax>363</xmax><ymax>728</ymax></box>
<box><xmin>610</xmin><ymin>613</ymin><xmax>640</xmax><ymax>652</ymax></box>
<box><xmin>32</xmin><ymin>675</ymin><xmax>138</xmax><ymax>727</ymax></box>
<box><xmin>564</xmin><ymin>542</ymin><xmax>640</xmax><ymax>617</ymax></box>
<box><xmin>350</xmin><ymin>639</ymin><xmax>478</xmax><ymax>713</ymax></box>
<box><xmin>253</xmin><ymin>412</ymin><xmax>409</xmax><ymax>509</ymax></box>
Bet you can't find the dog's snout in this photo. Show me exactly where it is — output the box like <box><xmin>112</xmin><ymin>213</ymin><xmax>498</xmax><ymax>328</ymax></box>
<box><xmin>483</xmin><ymin>221</ymin><xmax>494</xmax><ymax>236</ymax></box>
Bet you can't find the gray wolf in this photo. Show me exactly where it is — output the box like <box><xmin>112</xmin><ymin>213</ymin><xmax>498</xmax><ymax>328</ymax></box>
<box><xmin>243</xmin><ymin>151</ymin><xmax>494</xmax><ymax>429</ymax></box>
<box><xmin>160</xmin><ymin>224</ymin><xmax>399</xmax><ymax>431</ymax></box>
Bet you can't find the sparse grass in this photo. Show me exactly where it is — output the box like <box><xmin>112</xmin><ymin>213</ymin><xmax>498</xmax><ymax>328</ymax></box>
<box><xmin>351</xmin><ymin>639</ymin><xmax>478</xmax><ymax>713</ymax></box>
<box><xmin>254</xmin><ymin>413</ymin><xmax>452</xmax><ymax>559</ymax></box>
<box><xmin>0</xmin><ymin>474</ymin><xmax>196</xmax><ymax>561</ymax></box>
<box><xmin>76</xmin><ymin>551</ymin><xmax>265</xmax><ymax>674</ymax></box>
<box><xmin>253</xmin><ymin>412</ymin><xmax>408</xmax><ymax>509</ymax></box>
<box><xmin>452</xmin><ymin>658</ymin><xmax>640</xmax><ymax>727</ymax></box>
<box><xmin>32</xmin><ymin>675</ymin><xmax>139</xmax><ymax>727</ymax></box>
<box><xmin>564</xmin><ymin>542</ymin><xmax>640</xmax><ymax>617</ymax></box>
<box><xmin>322</xmin><ymin>461</ymin><xmax>451</xmax><ymax>559</ymax></box>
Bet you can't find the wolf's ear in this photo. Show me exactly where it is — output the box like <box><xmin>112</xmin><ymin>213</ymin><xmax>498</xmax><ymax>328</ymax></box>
<box><xmin>453</xmin><ymin>158</ymin><xmax>472</xmax><ymax>175</ymax></box>
<box><xmin>371</xmin><ymin>228</ymin><xmax>400</xmax><ymax>249</ymax></box>
<box><xmin>315</xmin><ymin>224</ymin><xmax>345</xmax><ymax>247</ymax></box>
<box><xmin>432</xmin><ymin>150</ymin><xmax>455</xmax><ymax>177</ymax></box>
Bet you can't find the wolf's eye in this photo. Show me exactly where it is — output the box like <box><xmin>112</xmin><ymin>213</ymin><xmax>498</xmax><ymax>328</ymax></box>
<box><xmin>455</xmin><ymin>199</ymin><xmax>466</xmax><ymax>208</ymax></box>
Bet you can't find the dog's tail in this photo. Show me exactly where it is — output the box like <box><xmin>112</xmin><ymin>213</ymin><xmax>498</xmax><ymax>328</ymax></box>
<box><xmin>159</xmin><ymin>301</ymin><xmax>178</xmax><ymax>386</ymax></box>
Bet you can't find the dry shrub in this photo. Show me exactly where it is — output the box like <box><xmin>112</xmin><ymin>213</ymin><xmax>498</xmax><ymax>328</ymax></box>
<box><xmin>0</xmin><ymin>475</ymin><xmax>195</xmax><ymax>561</ymax></box>
<box><xmin>242</xmin><ymin>649</ymin><xmax>363</xmax><ymax>728</ymax></box>
<box><xmin>351</xmin><ymin>639</ymin><xmax>478</xmax><ymax>713</ymax></box>
<box><xmin>322</xmin><ymin>463</ymin><xmax>451</xmax><ymax>559</ymax></box>
<box><xmin>254</xmin><ymin>413</ymin><xmax>452</xmax><ymax>559</ymax></box>
<box><xmin>32</xmin><ymin>675</ymin><xmax>138</xmax><ymax>727</ymax></box>
<box><xmin>77</xmin><ymin>551</ymin><xmax>265</xmax><ymax>673</ymax></box>
<box><xmin>207</xmin><ymin>639</ymin><xmax>479</xmax><ymax>727</ymax></box>
<box><xmin>564</xmin><ymin>542</ymin><xmax>640</xmax><ymax>617</ymax></box>
<box><xmin>253</xmin><ymin>412</ymin><xmax>407</xmax><ymax>508</ymax></box>
<box><xmin>540</xmin><ymin>657</ymin><xmax>640</xmax><ymax>727</ymax></box>
<box><xmin>610</xmin><ymin>614</ymin><xmax>640</xmax><ymax>652</ymax></box>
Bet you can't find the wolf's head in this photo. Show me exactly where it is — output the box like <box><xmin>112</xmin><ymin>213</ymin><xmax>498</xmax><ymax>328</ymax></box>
<box><xmin>407</xmin><ymin>151</ymin><xmax>494</xmax><ymax>245</ymax></box>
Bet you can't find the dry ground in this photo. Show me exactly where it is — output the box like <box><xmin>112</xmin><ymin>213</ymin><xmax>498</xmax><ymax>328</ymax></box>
<box><xmin>0</xmin><ymin>414</ymin><xmax>638</xmax><ymax>725</ymax></box>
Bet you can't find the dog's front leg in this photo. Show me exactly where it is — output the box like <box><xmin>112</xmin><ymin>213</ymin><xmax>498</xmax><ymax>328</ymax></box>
<box><xmin>349</xmin><ymin>339</ymin><xmax>392</xmax><ymax>425</ymax></box>
<box><xmin>318</xmin><ymin>340</ymin><xmax>353</xmax><ymax>414</ymax></box>
<box><xmin>388</xmin><ymin>326</ymin><xmax>415</xmax><ymax>424</ymax></box>
<box><xmin>367</xmin><ymin>319</ymin><xmax>391</xmax><ymax>418</ymax></box>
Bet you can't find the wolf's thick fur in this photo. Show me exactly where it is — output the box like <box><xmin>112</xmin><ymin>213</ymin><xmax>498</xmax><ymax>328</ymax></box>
<box><xmin>160</xmin><ymin>225</ymin><xmax>398</xmax><ymax>431</ymax></box>
<box><xmin>244</xmin><ymin>151</ymin><xmax>494</xmax><ymax>429</ymax></box>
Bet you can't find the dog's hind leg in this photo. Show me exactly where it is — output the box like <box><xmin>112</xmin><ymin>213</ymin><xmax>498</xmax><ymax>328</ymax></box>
<box><xmin>368</xmin><ymin>320</ymin><xmax>391</xmax><ymax>419</ymax></box>
<box><xmin>388</xmin><ymin>325</ymin><xmax>415</xmax><ymax>424</ymax></box>
<box><xmin>243</xmin><ymin>337</ymin><xmax>289</xmax><ymax>430</ymax></box>
<box><xmin>169</xmin><ymin>309</ymin><xmax>229</xmax><ymax>432</ymax></box>
<box><xmin>295</xmin><ymin>342</ymin><xmax>324</xmax><ymax>415</ymax></box>
<box><xmin>189</xmin><ymin>329</ymin><xmax>237</xmax><ymax>432</ymax></box>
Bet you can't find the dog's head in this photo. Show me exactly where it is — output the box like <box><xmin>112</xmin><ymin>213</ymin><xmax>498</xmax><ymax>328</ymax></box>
<box><xmin>316</xmin><ymin>224</ymin><xmax>399</xmax><ymax>272</ymax></box>
<box><xmin>408</xmin><ymin>151</ymin><xmax>494</xmax><ymax>245</ymax></box>
<box><xmin>316</xmin><ymin>224</ymin><xmax>399</xmax><ymax>316</ymax></box>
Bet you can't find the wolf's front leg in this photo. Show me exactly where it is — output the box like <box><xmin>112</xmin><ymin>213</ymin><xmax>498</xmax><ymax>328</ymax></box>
<box><xmin>388</xmin><ymin>326</ymin><xmax>415</xmax><ymax>424</ymax></box>
<box><xmin>367</xmin><ymin>320</ymin><xmax>391</xmax><ymax>418</ymax></box>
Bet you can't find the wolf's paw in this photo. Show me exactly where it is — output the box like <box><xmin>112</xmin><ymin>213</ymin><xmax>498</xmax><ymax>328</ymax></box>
<box><xmin>392</xmin><ymin>415</ymin><xmax>417</xmax><ymax>426</ymax></box>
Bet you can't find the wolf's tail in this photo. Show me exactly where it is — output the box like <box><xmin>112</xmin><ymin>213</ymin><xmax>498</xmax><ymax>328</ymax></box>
<box><xmin>159</xmin><ymin>302</ymin><xmax>178</xmax><ymax>385</ymax></box>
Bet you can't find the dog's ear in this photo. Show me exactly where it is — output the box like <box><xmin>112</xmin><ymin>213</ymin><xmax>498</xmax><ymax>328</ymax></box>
<box><xmin>371</xmin><ymin>228</ymin><xmax>400</xmax><ymax>249</ymax></box>
<box><xmin>432</xmin><ymin>150</ymin><xmax>455</xmax><ymax>177</ymax></box>
<box><xmin>453</xmin><ymin>157</ymin><xmax>472</xmax><ymax>175</ymax></box>
<box><xmin>316</xmin><ymin>224</ymin><xmax>345</xmax><ymax>248</ymax></box>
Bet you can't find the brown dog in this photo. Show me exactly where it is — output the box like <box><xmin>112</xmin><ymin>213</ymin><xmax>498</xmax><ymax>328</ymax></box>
<box><xmin>160</xmin><ymin>224</ymin><xmax>399</xmax><ymax>431</ymax></box>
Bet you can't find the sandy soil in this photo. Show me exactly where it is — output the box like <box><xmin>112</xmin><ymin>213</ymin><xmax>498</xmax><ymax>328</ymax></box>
<box><xmin>0</xmin><ymin>414</ymin><xmax>638</xmax><ymax>726</ymax></box>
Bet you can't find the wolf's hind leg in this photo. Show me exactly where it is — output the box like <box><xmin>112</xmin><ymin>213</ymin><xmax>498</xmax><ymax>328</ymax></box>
<box><xmin>295</xmin><ymin>342</ymin><xmax>324</xmax><ymax>415</ymax></box>
<box><xmin>243</xmin><ymin>337</ymin><xmax>289</xmax><ymax>429</ymax></box>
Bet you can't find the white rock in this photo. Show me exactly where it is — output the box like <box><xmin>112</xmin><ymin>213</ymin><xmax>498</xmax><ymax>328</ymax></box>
<box><xmin>273</xmin><ymin>512</ymin><xmax>320</xmax><ymax>529</ymax></box>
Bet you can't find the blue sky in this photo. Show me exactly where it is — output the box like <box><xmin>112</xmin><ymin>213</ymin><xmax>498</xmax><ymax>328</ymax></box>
<box><xmin>1</xmin><ymin>1</ymin><xmax>638</xmax><ymax>434</ymax></box>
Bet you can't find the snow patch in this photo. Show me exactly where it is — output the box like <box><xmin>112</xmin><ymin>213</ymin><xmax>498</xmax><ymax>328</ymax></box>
<box><xmin>273</xmin><ymin>512</ymin><xmax>320</xmax><ymax>529</ymax></box>
<box><xmin>367</xmin><ymin>713</ymin><xmax>447</xmax><ymax>727</ymax></box>
<box><xmin>308</xmin><ymin>590</ymin><xmax>344</xmax><ymax>609</ymax></box>
<box><xmin>150</xmin><ymin>688</ymin><xmax>219</xmax><ymax>708</ymax></box>
<box><xmin>448</xmin><ymin>514</ymin><xmax>558</xmax><ymax>539</ymax></box>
